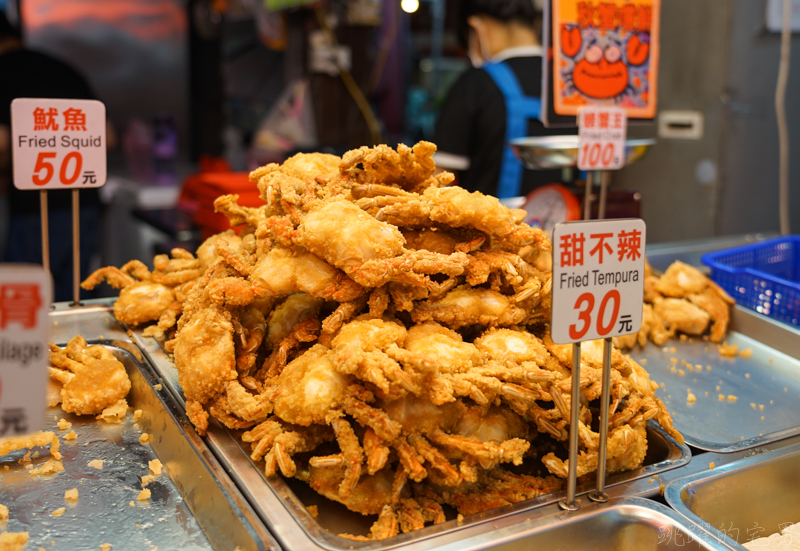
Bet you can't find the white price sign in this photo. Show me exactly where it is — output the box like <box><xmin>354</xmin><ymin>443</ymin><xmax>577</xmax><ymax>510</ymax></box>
<box><xmin>577</xmin><ymin>106</ymin><xmax>627</xmax><ymax>171</ymax></box>
<box><xmin>551</xmin><ymin>219</ymin><xmax>645</xmax><ymax>344</ymax></box>
<box><xmin>11</xmin><ymin>98</ymin><xmax>106</xmax><ymax>190</ymax></box>
<box><xmin>0</xmin><ymin>266</ymin><xmax>51</xmax><ymax>436</ymax></box>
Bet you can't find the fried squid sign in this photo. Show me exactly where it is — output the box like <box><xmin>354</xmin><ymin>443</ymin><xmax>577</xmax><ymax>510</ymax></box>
<box><xmin>11</xmin><ymin>98</ymin><xmax>106</xmax><ymax>190</ymax></box>
<box><xmin>551</xmin><ymin>219</ymin><xmax>645</xmax><ymax>344</ymax></box>
<box><xmin>0</xmin><ymin>266</ymin><xmax>50</xmax><ymax>436</ymax></box>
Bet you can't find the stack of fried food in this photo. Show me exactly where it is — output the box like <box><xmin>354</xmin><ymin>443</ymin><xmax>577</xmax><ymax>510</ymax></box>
<box><xmin>82</xmin><ymin>142</ymin><xmax>682</xmax><ymax>540</ymax></box>
<box><xmin>614</xmin><ymin>260</ymin><xmax>734</xmax><ymax>350</ymax></box>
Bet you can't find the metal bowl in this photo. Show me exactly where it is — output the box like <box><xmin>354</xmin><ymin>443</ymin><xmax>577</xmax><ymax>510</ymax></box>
<box><xmin>509</xmin><ymin>136</ymin><xmax>656</xmax><ymax>170</ymax></box>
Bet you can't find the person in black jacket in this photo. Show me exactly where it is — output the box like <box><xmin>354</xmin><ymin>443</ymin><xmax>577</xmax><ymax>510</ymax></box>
<box><xmin>0</xmin><ymin>13</ymin><xmax>102</xmax><ymax>301</ymax></box>
<box><xmin>434</xmin><ymin>0</ymin><xmax>565</xmax><ymax>199</ymax></box>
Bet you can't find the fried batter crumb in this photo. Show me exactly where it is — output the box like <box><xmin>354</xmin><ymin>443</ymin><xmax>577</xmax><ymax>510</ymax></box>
<box><xmin>718</xmin><ymin>342</ymin><xmax>738</xmax><ymax>357</ymax></box>
<box><xmin>88</xmin><ymin>459</ymin><xmax>104</xmax><ymax>470</ymax></box>
<box><xmin>687</xmin><ymin>390</ymin><xmax>696</xmax><ymax>403</ymax></box>
<box><xmin>307</xmin><ymin>505</ymin><xmax>319</xmax><ymax>518</ymax></box>
<box><xmin>739</xmin><ymin>348</ymin><xmax>753</xmax><ymax>358</ymax></box>
<box><xmin>141</xmin><ymin>474</ymin><xmax>156</xmax><ymax>487</ymax></box>
<box><xmin>706</xmin><ymin>365</ymin><xmax>712</xmax><ymax>371</ymax></box>
<box><xmin>659</xmin><ymin>483</ymin><xmax>666</xmax><ymax>495</ymax></box>
<box><xmin>139</xmin><ymin>433</ymin><xmax>150</xmax><ymax>444</ymax></box>
<box><xmin>65</xmin><ymin>430</ymin><xmax>76</xmax><ymax>441</ymax></box>
<box><xmin>57</xmin><ymin>419</ymin><xmax>72</xmax><ymax>431</ymax></box>
<box><xmin>133</xmin><ymin>410</ymin><xmax>143</xmax><ymax>423</ymax></box>
<box><xmin>154</xmin><ymin>384</ymin><xmax>162</xmax><ymax>391</ymax></box>
<box><xmin>148</xmin><ymin>459</ymin><xmax>162</xmax><ymax>476</ymax></box>
<box><xmin>0</xmin><ymin>531</ymin><xmax>29</xmax><ymax>551</ymax></box>
<box><xmin>30</xmin><ymin>460</ymin><xmax>65</xmax><ymax>476</ymax></box>
<box><xmin>751</xmin><ymin>403</ymin><xmax>757</xmax><ymax>410</ymax></box>
<box><xmin>64</xmin><ymin>488</ymin><xmax>79</xmax><ymax>502</ymax></box>
<box><xmin>678</xmin><ymin>369</ymin><xmax>685</xmax><ymax>376</ymax></box>
<box><xmin>137</xmin><ymin>489</ymin><xmax>151</xmax><ymax>501</ymax></box>
<box><xmin>51</xmin><ymin>507</ymin><xmax>66</xmax><ymax>517</ymax></box>
<box><xmin>745</xmin><ymin>373</ymin><xmax>750</xmax><ymax>379</ymax></box>
<box><xmin>129</xmin><ymin>501</ymin><xmax>135</xmax><ymax>507</ymax></box>
<box><xmin>97</xmin><ymin>399</ymin><xmax>129</xmax><ymax>424</ymax></box>
<box><xmin>457</xmin><ymin>514</ymin><xmax>464</xmax><ymax>526</ymax></box>
<box><xmin>705</xmin><ymin>391</ymin><xmax>709</xmax><ymax>396</ymax></box>
<box><xmin>718</xmin><ymin>394</ymin><xmax>725</xmax><ymax>401</ymax></box>
<box><xmin>100</xmin><ymin>544</ymin><xmax>112</xmax><ymax>551</ymax></box>
<box><xmin>640</xmin><ymin>358</ymin><xmax>647</xmax><ymax>365</ymax></box>
<box><xmin>0</xmin><ymin>504</ymin><xmax>8</xmax><ymax>521</ymax></box>
<box><xmin>727</xmin><ymin>395</ymin><xmax>737</xmax><ymax>402</ymax></box>
<box><xmin>709</xmin><ymin>462</ymin><xmax>715</xmax><ymax>469</ymax></box>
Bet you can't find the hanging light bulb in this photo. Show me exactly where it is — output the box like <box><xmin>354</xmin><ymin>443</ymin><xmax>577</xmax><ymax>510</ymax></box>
<box><xmin>401</xmin><ymin>0</ymin><xmax>419</xmax><ymax>14</ymax></box>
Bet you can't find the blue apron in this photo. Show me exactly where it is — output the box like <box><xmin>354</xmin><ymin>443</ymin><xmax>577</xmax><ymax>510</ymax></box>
<box><xmin>482</xmin><ymin>61</ymin><xmax>542</xmax><ymax>199</ymax></box>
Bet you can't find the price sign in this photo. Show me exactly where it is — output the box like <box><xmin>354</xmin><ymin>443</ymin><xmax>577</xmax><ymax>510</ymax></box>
<box><xmin>0</xmin><ymin>266</ymin><xmax>51</xmax><ymax>436</ymax></box>
<box><xmin>577</xmin><ymin>106</ymin><xmax>627</xmax><ymax>171</ymax></box>
<box><xmin>11</xmin><ymin>98</ymin><xmax>106</xmax><ymax>190</ymax></box>
<box><xmin>551</xmin><ymin>219</ymin><xmax>645</xmax><ymax>344</ymax></box>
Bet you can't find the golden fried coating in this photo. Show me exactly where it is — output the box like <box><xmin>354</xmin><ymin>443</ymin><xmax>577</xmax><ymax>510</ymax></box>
<box><xmin>49</xmin><ymin>336</ymin><xmax>131</xmax><ymax>416</ymax></box>
<box><xmin>173</xmin><ymin>307</ymin><xmax>237</xmax><ymax>404</ymax></box>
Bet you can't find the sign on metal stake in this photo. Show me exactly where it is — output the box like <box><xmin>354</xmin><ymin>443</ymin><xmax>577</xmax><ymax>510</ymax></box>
<box><xmin>552</xmin><ymin>218</ymin><xmax>646</xmax><ymax>510</ymax></box>
<box><xmin>11</xmin><ymin>98</ymin><xmax>107</xmax><ymax>305</ymax></box>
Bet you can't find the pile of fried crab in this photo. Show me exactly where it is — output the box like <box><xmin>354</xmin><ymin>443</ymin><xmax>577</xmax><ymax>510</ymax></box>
<box><xmin>83</xmin><ymin>142</ymin><xmax>685</xmax><ymax>541</ymax></box>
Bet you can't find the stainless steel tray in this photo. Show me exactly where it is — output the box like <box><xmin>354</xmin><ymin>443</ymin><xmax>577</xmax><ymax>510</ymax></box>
<box><xmin>450</xmin><ymin>496</ymin><xmax>731</xmax><ymax>551</ymax></box>
<box><xmin>0</xmin><ymin>302</ymin><xmax>279</xmax><ymax>551</ymax></box>
<box><xmin>665</xmin><ymin>439</ymin><xmax>800</xmax><ymax>550</ymax></box>
<box><xmin>509</xmin><ymin>136</ymin><xmax>655</xmax><ymax>170</ymax></box>
<box><xmin>632</xmin><ymin>306</ymin><xmax>800</xmax><ymax>453</ymax></box>
<box><xmin>133</xmin><ymin>329</ymin><xmax>690</xmax><ymax>550</ymax></box>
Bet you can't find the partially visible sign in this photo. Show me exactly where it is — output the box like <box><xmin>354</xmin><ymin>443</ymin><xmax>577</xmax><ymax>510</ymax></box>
<box><xmin>577</xmin><ymin>106</ymin><xmax>627</xmax><ymax>170</ymax></box>
<box><xmin>552</xmin><ymin>0</ymin><xmax>660</xmax><ymax>119</ymax></box>
<box><xmin>11</xmin><ymin>98</ymin><xmax>106</xmax><ymax>190</ymax></box>
<box><xmin>766</xmin><ymin>0</ymin><xmax>800</xmax><ymax>33</ymax></box>
<box><xmin>0</xmin><ymin>266</ymin><xmax>51</xmax><ymax>436</ymax></box>
<box><xmin>551</xmin><ymin>219</ymin><xmax>646</xmax><ymax>344</ymax></box>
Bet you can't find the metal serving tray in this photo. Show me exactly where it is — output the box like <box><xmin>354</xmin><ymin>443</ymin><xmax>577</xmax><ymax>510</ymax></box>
<box><xmin>132</xmin><ymin>329</ymin><xmax>690</xmax><ymax>550</ymax></box>
<box><xmin>665</xmin><ymin>439</ymin><xmax>800</xmax><ymax>550</ymax></box>
<box><xmin>446</xmin><ymin>497</ymin><xmax>731</xmax><ymax>551</ymax></box>
<box><xmin>629</xmin><ymin>306</ymin><xmax>800</xmax><ymax>453</ymax></box>
<box><xmin>0</xmin><ymin>303</ymin><xmax>278</xmax><ymax>551</ymax></box>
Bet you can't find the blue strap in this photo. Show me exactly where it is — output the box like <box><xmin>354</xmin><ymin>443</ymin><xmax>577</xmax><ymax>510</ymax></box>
<box><xmin>483</xmin><ymin>61</ymin><xmax>541</xmax><ymax>199</ymax></box>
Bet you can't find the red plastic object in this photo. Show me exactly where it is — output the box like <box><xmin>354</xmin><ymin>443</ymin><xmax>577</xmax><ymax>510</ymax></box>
<box><xmin>179</xmin><ymin>171</ymin><xmax>259</xmax><ymax>238</ymax></box>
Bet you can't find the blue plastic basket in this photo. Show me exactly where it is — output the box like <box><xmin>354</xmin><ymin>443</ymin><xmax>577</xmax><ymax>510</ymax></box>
<box><xmin>701</xmin><ymin>236</ymin><xmax>800</xmax><ymax>326</ymax></box>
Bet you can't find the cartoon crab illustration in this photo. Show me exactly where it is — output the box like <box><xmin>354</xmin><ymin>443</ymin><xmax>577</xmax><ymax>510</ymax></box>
<box><xmin>559</xmin><ymin>24</ymin><xmax>651</xmax><ymax>104</ymax></box>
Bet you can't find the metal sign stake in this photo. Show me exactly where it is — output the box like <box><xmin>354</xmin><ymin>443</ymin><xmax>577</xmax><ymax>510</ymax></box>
<box><xmin>71</xmin><ymin>189</ymin><xmax>81</xmax><ymax>307</ymax></box>
<box><xmin>589</xmin><ymin>337</ymin><xmax>613</xmax><ymax>503</ymax></box>
<box><xmin>597</xmin><ymin>171</ymin><xmax>610</xmax><ymax>220</ymax></box>
<box><xmin>40</xmin><ymin>190</ymin><xmax>50</xmax><ymax>275</ymax></box>
<box><xmin>559</xmin><ymin>341</ymin><xmax>582</xmax><ymax>511</ymax></box>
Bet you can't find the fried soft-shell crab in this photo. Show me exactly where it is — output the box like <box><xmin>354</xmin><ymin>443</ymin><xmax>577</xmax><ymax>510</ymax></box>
<box><xmin>84</xmin><ymin>141</ymin><xmax>685</xmax><ymax>541</ymax></box>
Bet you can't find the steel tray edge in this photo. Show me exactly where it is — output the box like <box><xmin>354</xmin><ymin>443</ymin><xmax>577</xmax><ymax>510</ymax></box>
<box><xmin>664</xmin><ymin>440</ymin><xmax>800</xmax><ymax>551</ymax></box>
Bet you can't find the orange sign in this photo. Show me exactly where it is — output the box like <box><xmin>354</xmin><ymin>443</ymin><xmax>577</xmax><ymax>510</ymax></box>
<box><xmin>552</xmin><ymin>0</ymin><xmax>660</xmax><ymax>118</ymax></box>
